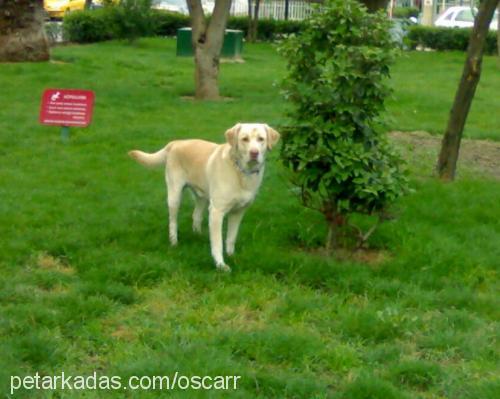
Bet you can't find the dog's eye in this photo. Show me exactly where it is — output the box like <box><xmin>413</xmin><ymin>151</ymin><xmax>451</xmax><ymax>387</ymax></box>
<box><xmin>257</xmin><ymin>137</ymin><xmax>265</xmax><ymax>142</ymax></box>
<box><xmin>242</xmin><ymin>137</ymin><xmax>249</xmax><ymax>142</ymax></box>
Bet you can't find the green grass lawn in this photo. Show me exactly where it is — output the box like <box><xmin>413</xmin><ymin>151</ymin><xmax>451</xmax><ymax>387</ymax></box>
<box><xmin>0</xmin><ymin>38</ymin><xmax>499</xmax><ymax>398</ymax></box>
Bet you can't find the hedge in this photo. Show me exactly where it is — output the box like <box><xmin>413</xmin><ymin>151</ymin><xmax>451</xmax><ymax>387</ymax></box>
<box><xmin>64</xmin><ymin>9</ymin><xmax>303</xmax><ymax>43</ymax></box>
<box><xmin>63</xmin><ymin>8</ymin><xmax>120</xmax><ymax>43</ymax></box>
<box><xmin>392</xmin><ymin>7</ymin><xmax>419</xmax><ymax>19</ymax></box>
<box><xmin>407</xmin><ymin>25</ymin><xmax>498</xmax><ymax>55</ymax></box>
<box><xmin>63</xmin><ymin>8</ymin><xmax>498</xmax><ymax>56</ymax></box>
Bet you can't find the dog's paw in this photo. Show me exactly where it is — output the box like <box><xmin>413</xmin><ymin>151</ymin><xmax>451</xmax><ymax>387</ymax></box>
<box><xmin>226</xmin><ymin>241</ymin><xmax>235</xmax><ymax>256</ymax></box>
<box><xmin>192</xmin><ymin>224</ymin><xmax>202</xmax><ymax>234</ymax></box>
<box><xmin>216</xmin><ymin>263</ymin><xmax>231</xmax><ymax>273</ymax></box>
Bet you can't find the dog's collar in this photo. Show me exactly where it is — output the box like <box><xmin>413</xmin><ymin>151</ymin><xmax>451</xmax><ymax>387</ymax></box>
<box><xmin>232</xmin><ymin>155</ymin><xmax>262</xmax><ymax>176</ymax></box>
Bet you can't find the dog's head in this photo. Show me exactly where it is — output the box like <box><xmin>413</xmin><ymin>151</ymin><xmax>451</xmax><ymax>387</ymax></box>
<box><xmin>225</xmin><ymin>123</ymin><xmax>280</xmax><ymax>166</ymax></box>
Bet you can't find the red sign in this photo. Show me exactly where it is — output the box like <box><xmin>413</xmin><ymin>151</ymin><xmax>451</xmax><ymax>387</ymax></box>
<box><xmin>40</xmin><ymin>89</ymin><xmax>95</xmax><ymax>127</ymax></box>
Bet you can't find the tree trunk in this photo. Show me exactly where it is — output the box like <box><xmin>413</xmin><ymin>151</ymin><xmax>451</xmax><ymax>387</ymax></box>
<box><xmin>437</xmin><ymin>0</ymin><xmax>499</xmax><ymax>181</ymax></box>
<box><xmin>194</xmin><ymin>46</ymin><xmax>221</xmax><ymax>99</ymax></box>
<box><xmin>187</xmin><ymin>0</ymin><xmax>232</xmax><ymax>100</ymax></box>
<box><xmin>85</xmin><ymin>0</ymin><xmax>93</xmax><ymax>9</ymax></box>
<box><xmin>497</xmin><ymin>3</ymin><xmax>499</xmax><ymax>56</ymax></box>
<box><xmin>247</xmin><ymin>0</ymin><xmax>261</xmax><ymax>43</ymax></box>
<box><xmin>0</xmin><ymin>0</ymin><xmax>50</xmax><ymax>62</ymax></box>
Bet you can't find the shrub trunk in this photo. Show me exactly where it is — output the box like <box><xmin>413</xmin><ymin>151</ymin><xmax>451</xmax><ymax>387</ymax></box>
<box><xmin>325</xmin><ymin>212</ymin><xmax>347</xmax><ymax>253</ymax></box>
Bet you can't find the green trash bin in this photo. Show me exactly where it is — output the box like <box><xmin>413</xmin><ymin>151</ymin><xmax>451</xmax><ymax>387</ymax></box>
<box><xmin>176</xmin><ymin>28</ymin><xmax>243</xmax><ymax>58</ymax></box>
<box><xmin>221</xmin><ymin>29</ymin><xmax>243</xmax><ymax>58</ymax></box>
<box><xmin>176</xmin><ymin>27</ymin><xmax>193</xmax><ymax>57</ymax></box>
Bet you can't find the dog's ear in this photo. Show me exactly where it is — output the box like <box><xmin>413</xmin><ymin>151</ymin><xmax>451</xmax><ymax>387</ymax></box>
<box><xmin>225</xmin><ymin>123</ymin><xmax>241</xmax><ymax>148</ymax></box>
<box><xmin>265</xmin><ymin>125</ymin><xmax>280</xmax><ymax>150</ymax></box>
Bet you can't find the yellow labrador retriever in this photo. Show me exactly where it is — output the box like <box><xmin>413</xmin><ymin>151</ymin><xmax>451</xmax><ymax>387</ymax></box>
<box><xmin>129</xmin><ymin>123</ymin><xmax>280</xmax><ymax>271</ymax></box>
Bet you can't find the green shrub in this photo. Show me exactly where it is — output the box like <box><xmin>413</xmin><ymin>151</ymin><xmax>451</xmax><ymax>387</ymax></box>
<box><xmin>279</xmin><ymin>0</ymin><xmax>408</xmax><ymax>250</ymax></box>
<box><xmin>114</xmin><ymin>0</ymin><xmax>155</xmax><ymax>42</ymax></box>
<box><xmin>64</xmin><ymin>0</ymin><xmax>156</xmax><ymax>43</ymax></box>
<box><xmin>64</xmin><ymin>6</ymin><xmax>305</xmax><ymax>43</ymax></box>
<box><xmin>392</xmin><ymin>7</ymin><xmax>419</xmax><ymax>19</ymax></box>
<box><xmin>151</xmin><ymin>10</ymin><xmax>190</xmax><ymax>36</ymax></box>
<box><xmin>63</xmin><ymin>8</ymin><xmax>119</xmax><ymax>43</ymax></box>
<box><xmin>407</xmin><ymin>25</ymin><xmax>498</xmax><ymax>54</ymax></box>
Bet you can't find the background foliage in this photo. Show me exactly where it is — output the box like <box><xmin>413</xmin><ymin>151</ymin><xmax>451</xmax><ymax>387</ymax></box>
<box><xmin>407</xmin><ymin>25</ymin><xmax>498</xmax><ymax>54</ymax></box>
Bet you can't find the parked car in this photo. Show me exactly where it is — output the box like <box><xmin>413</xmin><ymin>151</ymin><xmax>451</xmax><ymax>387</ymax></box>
<box><xmin>435</xmin><ymin>6</ymin><xmax>498</xmax><ymax>31</ymax></box>
<box><xmin>44</xmin><ymin>0</ymin><xmax>86</xmax><ymax>19</ymax></box>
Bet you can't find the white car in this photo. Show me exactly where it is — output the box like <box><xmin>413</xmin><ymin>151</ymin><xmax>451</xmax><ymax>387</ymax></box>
<box><xmin>435</xmin><ymin>6</ymin><xmax>498</xmax><ymax>31</ymax></box>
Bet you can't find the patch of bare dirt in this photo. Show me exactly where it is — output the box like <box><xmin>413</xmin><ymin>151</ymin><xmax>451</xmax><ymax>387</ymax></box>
<box><xmin>180</xmin><ymin>95</ymin><xmax>235</xmax><ymax>102</ymax></box>
<box><xmin>390</xmin><ymin>131</ymin><xmax>500</xmax><ymax>180</ymax></box>
<box><xmin>110</xmin><ymin>325</ymin><xmax>137</xmax><ymax>341</ymax></box>
<box><xmin>303</xmin><ymin>247</ymin><xmax>391</xmax><ymax>266</ymax></box>
<box><xmin>36</xmin><ymin>253</ymin><xmax>75</xmax><ymax>275</ymax></box>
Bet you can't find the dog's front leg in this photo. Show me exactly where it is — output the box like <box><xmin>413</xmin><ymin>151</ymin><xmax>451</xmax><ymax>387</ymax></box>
<box><xmin>209</xmin><ymin>205</ymin><xmax>230</xmax><ymax>272</ymax></box>
<box><xmin>226</xmin><ymin>208</ymin><xmax>246</xmax><ymax>256</ymax></box>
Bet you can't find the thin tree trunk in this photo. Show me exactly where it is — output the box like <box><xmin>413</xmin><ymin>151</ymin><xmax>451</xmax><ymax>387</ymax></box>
<box><xmin>85</xmin><ymin>0</ymin><xmax>93</xmax><ymax>9</ymax></box>
<box><xmin>187</xmin><ymin>0</ymin><xmax>232</xmax><ymax>100</ymax></box>
<box><xmin>251</xmin><ymin>0</ymin><xmax>261</xmax><ymax>42</ymax></box>
<box><xmin>437</xmin><ymin>0</ymin><xmax>499</xmax><ymax>181</ymax></box>
<box><xmin>497</xmin><ymin>3</ymin><xmax>499</xmax><ymax>56</ymax></box>
<box><xmin>247</xmin><ymin>0</ymin><xmax>261</xmax><ymax>42</ymax></box>
<box><xmin>0</xmin><ymin>0</ymin><xmax>50</xmax><ymax>62</ymax></box>
<box><xmin>194</xmin><ymin>46</ymin><xmax>221</xmax><ymax>99</ymax></box>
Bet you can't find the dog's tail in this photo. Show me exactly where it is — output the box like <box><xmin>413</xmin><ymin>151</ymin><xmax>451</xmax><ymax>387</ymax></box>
<box><xmin>128</xmin><ymin>146</ymin><xmax>168</xmax><ymax>167</ymax></box>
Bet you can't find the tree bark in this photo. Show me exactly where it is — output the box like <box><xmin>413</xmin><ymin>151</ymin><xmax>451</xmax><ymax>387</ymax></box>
<box><xmin>85</xmin><ymin>0</ymin><xmax>93</xmax><ymax>9</ymax></box>
<box><xmin>0</xmin><ymin>0</ymin><xmax>50</xmax><ymax>62</ymax></box>
<box><xmin>497</xmin><ymin>3</ymin><xmax>499</xmax><ymax>56</ymax></box>
<box><xmin>187</xmin><ymin>0</ymin><xmax>232</xmax><ymax>100</ymax></box>
<box><xmin>437</xmin><ymin>0</ymin><xmax>499</xmax><ymax>181</ymax></box>
<box><xmin>247</xmin><ymin>0</ymin><xmax>261</xmax><ymax>42</ymax></box>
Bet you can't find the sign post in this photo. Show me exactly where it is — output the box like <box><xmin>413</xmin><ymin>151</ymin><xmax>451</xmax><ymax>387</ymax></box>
<box><xmin>61</xmin><ymin>126</ymin><xmax>70</xmax><ymax>142</ymax></box>
<box><xmin>39</xmin><ymin>89</ymin><xmax>95</xmax><ymax>142</ymax></box>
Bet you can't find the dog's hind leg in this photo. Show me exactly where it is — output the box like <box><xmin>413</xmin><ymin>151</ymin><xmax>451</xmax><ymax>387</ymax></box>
<box><xmin>166</xmin><ymin>175</ymin><xmax>184</xmax><ymax>246</ymax></box>
<box><xmin>192</xmin><ymin>194</ymin><xmax>208</xmax><ymax>234</ymax></box>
